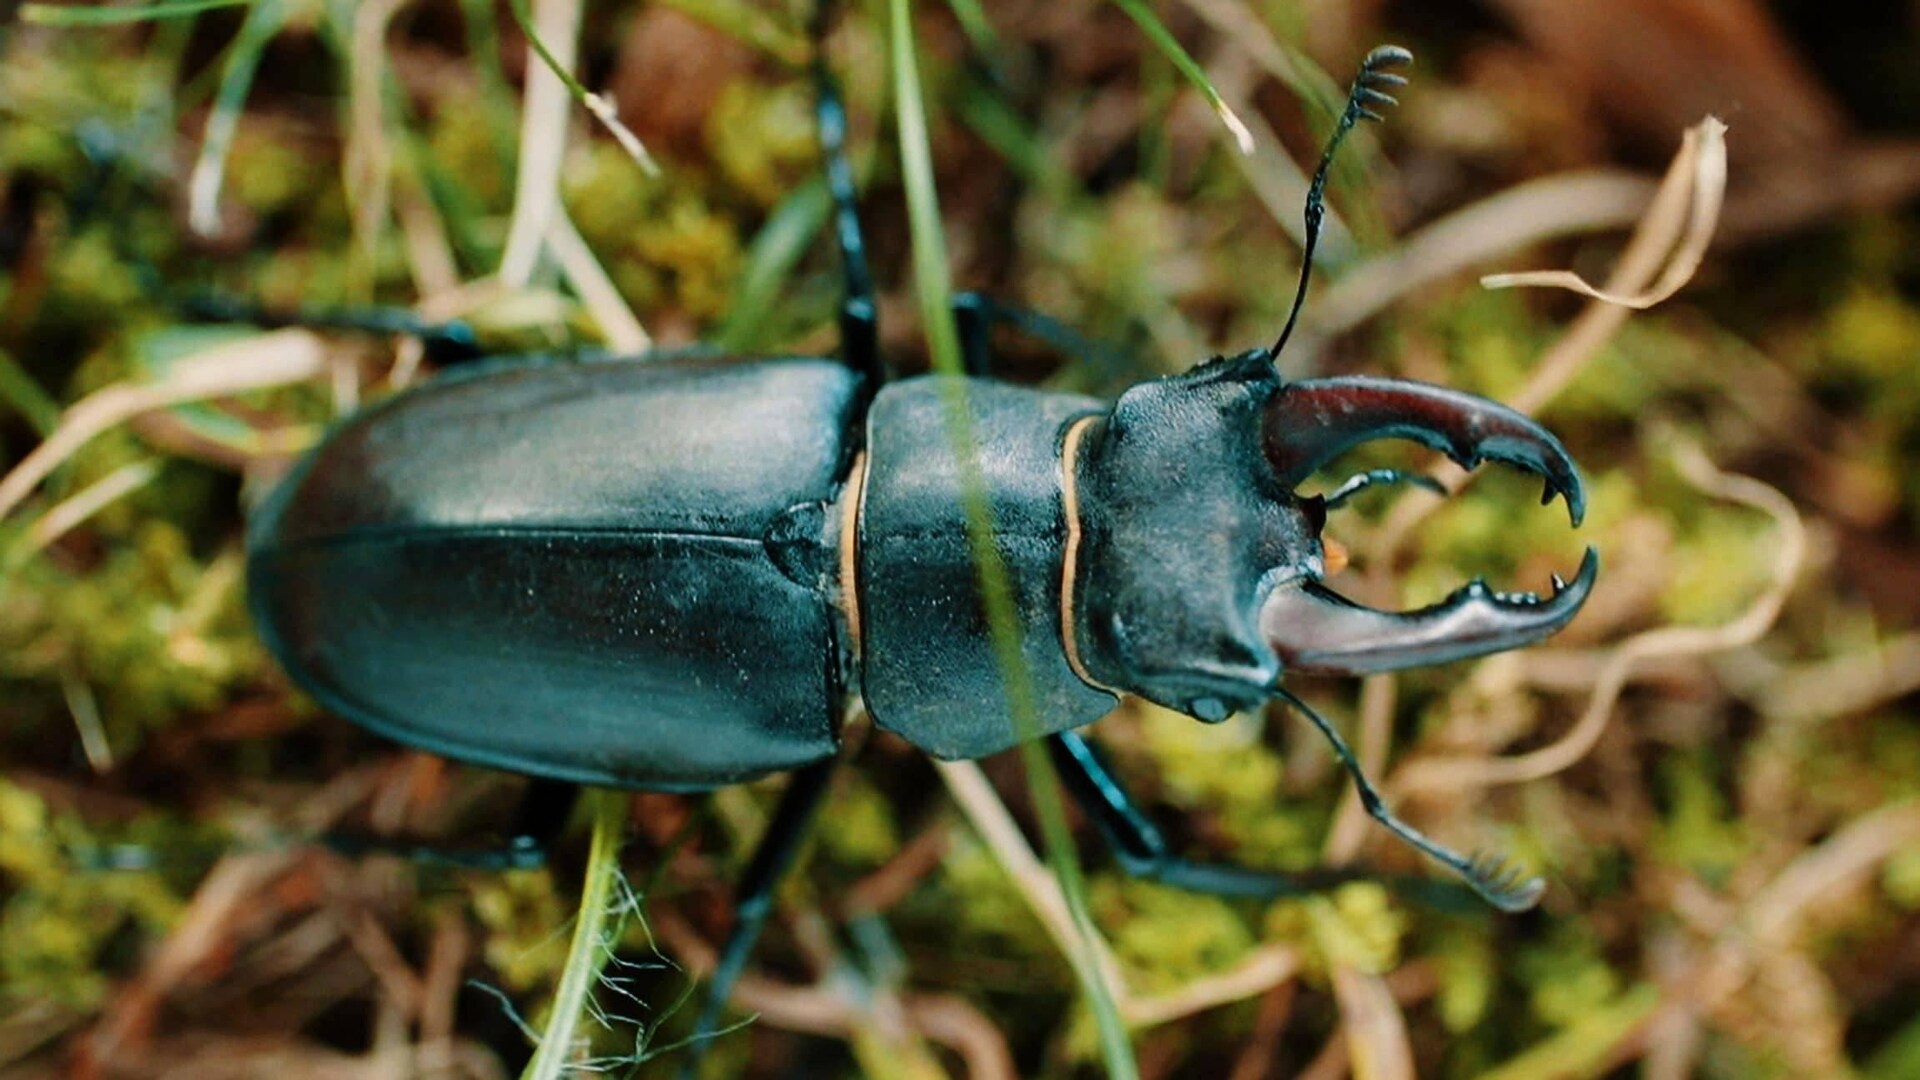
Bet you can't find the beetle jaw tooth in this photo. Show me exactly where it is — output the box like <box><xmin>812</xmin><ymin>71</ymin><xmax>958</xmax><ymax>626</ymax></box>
<box><xmin>1262</xmin><ymin>375</ymin><xmax>1587</xmax><ymax>525</ymax></box>
<box><xmin>1262</xmin><ymin>547</ymin><xmax>1598</xmax><ymax>676</ymax></box>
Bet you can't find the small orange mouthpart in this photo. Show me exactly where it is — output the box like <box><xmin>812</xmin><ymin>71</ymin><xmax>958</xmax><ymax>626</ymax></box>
<box><xmin>1323</xmin><ymin>536</ymin><xmax>1350</xmax><ymax>577</ymax></box>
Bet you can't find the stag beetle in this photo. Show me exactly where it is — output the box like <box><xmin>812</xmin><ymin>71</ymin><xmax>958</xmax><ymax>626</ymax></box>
<box><xmin>246</xmin><ymin>36</ymin><xmax>1594</xmax><ymax>1063</ymax></box>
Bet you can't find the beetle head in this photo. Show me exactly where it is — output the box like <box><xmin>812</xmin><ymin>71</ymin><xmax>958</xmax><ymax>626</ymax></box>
<box><xmin>1070</xmin><ymin>350</ymin><xmax>1594</xmax><ymax>721</ymax></box>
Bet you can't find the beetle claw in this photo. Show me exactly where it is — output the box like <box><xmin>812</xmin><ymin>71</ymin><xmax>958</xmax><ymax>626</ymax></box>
<box><xmin>1261</xmin><ymin>548</ymin><xmax>1598</xmax><ymax>675</ymax></box>
<box><xmin>1263</xmin><ymin>375</ymin><xmax>1587</xmax><ymax>525</ymax></box>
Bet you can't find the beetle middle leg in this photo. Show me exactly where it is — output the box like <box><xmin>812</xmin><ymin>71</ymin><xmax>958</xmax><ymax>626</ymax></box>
<box><xmin>316</xmin><ymin>775</ymin><xmax>578</xmax><ymax>871</ymax></box>
<box><xmin>679</xmin><ymin>758</ymin><xmax>837</xmax><ymax>1078</ymax></box>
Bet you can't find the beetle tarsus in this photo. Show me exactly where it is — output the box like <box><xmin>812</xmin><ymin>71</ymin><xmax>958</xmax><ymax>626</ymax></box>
<box><xmin>1272</xmin><ymin>687</ymin><xmax>1545</xmax><ymax>912</ymax></box>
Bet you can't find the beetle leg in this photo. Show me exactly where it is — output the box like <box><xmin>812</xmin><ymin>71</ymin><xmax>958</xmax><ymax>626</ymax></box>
<box><xmin>1270</xmin><ymin>688</ymin><xmax>1545</xmax><ymax>911</ymax></box>
<box><xmin>679</xmin><ymin>758</ymin><xmax>837</xmax><ymax>1078</ymax></box>
<box><xmin>812</xmin><ymin>3</ymin><xmax>881</xmax><ymax>387</ymax></box>
<box><xmin>950</xmin><ymin>289</ymin><xmax>1139</xmax><ymax>384</ymax></box>
<box><xmin>952</xmin><ymin>291</ymin><xmax>994</xmax><ymax>377</ymax></box>
<box><xmin>1048</xmin><ymin>731</ymin><xmax>1485</xmax><ymax>908</ymax></box>
<box><xmin>315</xmin><ymin>776</ymin><xmax>577</xmax><ymax>870</ymax></box>
<box><xmin>174</xmin><ymin>292</ymin><xmax>486</xmax><ymax>366</ymax></box>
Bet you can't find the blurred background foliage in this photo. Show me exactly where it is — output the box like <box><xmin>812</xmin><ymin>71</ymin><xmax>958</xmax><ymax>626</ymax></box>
<box><xmin>2</xmin><ymin>0</ymin><xmax>1918</xmax><ymax>1077</ymax></box>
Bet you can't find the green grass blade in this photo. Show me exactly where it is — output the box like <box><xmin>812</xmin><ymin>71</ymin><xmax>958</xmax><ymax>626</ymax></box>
<box><xmin>656</xmin><ymin>0</ymin><xmax>808</xmax><ymax>67</ymax></box>
<box><xmin>0</xmin><ymin>351</ymin><xmax>61</xmax><ymax>437</ymax></box>
<box><xmin>521</xmin><ymin>788</ymin><xmax>629</xmax><ymax>1080</ymax></box>
<box><xmin>1108</xmin><ymin>0</ymin><xmax>1252</xmax><ymax>154</ymax></box>
<box><xmin>503</xmin><ymin>0</ymin><xmax>658</xmax><ymax>175</ymax></box>
<box><xmin>943</xmin><ymin>0</ymin><xmax>999</xmax><ymax>57</ymax></box>
<box><xmin>21</xmin><ymin>0</ymin><xmax>246</xmax><ymax>25</ymax></box>
<box><xmin>188</xmin><ymin>0</ymin><xmax>288</xmax><ymax>236</ymax></box>
<box><xmin>715</xmin><ymin>178</ymin><xmax>834</xmax><ymax>352</ymax></box>
<box><xmin>889</xmin><ymin>3</ymin><xmax>1138</xmax><ymax>1076</ymax></box>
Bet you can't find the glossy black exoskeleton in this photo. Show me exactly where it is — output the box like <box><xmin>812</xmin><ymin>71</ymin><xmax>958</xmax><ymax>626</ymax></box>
<box><xmin>246</xmin><ymin>38</ymin><xmax>1596</xmax><ymax>1069</ymax></box>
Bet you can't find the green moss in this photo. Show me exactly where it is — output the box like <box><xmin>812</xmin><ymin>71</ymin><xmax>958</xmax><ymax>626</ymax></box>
<box><xmin>1882</xmin><ymin>841</ymin><xmax>1920</xmax><ymax>910</ymax></box>
<box><xmin>1651</xmin><ymin>752</ymin><xmax>1751</xmax><ymax>884</ymax></box>
<box><xmin>1655</xmin><ymin>500</ymin><xmax>1777</xmax><ymax>627</ymax></box>
<box><xmin>1263</xmin><ymin>882</ymin><xmax>1408</xmax><ymax>979</ymax></box>
<box><xmin>469</xmin><ymin>868</ymin><xmax>570</xmax><ymax>993</ymax></box>
<box><xmin>1515</xmin><ymin>921</ymin><xmax>1619</xmax><ymax>1029</ymax></box>
<box><xmin>1476</xmin><ymin>983</ymin><xmax>1660</xmax><ymax>1080</ymax></box>
<box><xmin>1091</xmin><ymin>877</ymin><xmax>1254</xmax><ymax>994</ymax></box>
<box><xmin>563</xmin><ymin>146</ymin><xmax>745</xmax><ymax>325</ymax></box>
<box><xmin>814</xmin><ymin>774</ymin><xmax>900</xmax><ymax>869</ymax></box>
<box><xmin>1135</xmin><ymin>702</ymin><xmax>1317</xmax><ymax>868</ymax></box>
<box><xmin>0</xmin><ymin>781</ymin><xmax>185</xmax><ymax>1010</ymax></box>
<box><xmin>1431</xmin><ymin>919</ymin><xmax>1497</xmax><ymax>1031</ymax></box>
<box><xmin>1824</xmin><ymin>285</ymin><xmax>1920</xmax><ymax>384</ymax></box>
<box><xmin>705</xmin><ymin>81</ymin><xmax>821</xmax><ymax>210</ymax></box>
<box><xmin>935</xmin><ymin>831</ymin><xmax>1060</xmax><ymax>963</ymax></box>
<box><xmin>10</xmin><ymin>521</ymin><xmax>260</xmax><ymax>747</ymax></box>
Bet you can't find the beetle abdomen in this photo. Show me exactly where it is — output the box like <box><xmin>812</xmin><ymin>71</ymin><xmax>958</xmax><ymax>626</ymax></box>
<box><xmin>248</xmin><ymin>356</ymin><xmax>863</xmax><ymax>790</ymax></box>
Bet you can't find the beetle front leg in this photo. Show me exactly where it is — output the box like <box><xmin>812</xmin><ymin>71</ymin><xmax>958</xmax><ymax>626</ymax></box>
<box><xmin>1050</xmin><ymin>732</ymin><xmax>1357</xmax><ymax>899</ymax></box>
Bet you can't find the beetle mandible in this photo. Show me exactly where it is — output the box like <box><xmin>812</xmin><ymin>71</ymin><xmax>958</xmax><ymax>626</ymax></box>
<box><xmin>245</xmin><ymin>32</ymin><xmax>1596</xmax><ymax>1061</ymax></box>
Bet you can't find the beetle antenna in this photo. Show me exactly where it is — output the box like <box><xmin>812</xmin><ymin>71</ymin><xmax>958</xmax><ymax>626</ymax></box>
<box><xmin>1270</xmin><ymin>684</ymin><xmax>1545</xmax><ymax>911</ymax></box>
<box><xmin>1266</xmin><ymin>46</ymin><xmax>1412</xmax><ymax>364</ymax></box>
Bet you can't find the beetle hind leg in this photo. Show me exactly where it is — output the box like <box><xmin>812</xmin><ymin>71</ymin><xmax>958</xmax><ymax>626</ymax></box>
<box><xmin>317</xmin><ymin>776</ymin><xmax>577</xmax><ymax>870</ymax></box>
<box><xmin>676</xmin><ymin>759</ymin><xmax>836</xmax><ymax>1079</ymax></box>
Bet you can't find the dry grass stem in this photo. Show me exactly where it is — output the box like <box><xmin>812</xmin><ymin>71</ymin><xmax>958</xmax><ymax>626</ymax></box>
<box><xmin>1750</xmin><ymin>632</ymin><xmax>1920</xmax><ymax>725</ymax></box>
<box><xmin>932</xmin><ymin>760</ymin><xmax>1130</xmax><ymax>999</ymax></box>
<box><xmin>0</xmin><ymin>330</ymin><xmax>328</xmax><ymax>522</ymax></box>
<box><xmin>935</xmin><ymin>760</ymin><xmax>1309</xmax><ymax>1030</ymax></box>
<box><xmin>11</xmin><ymin>458</ymin><xmax>160</xmax><ymax>563</ymax></box>
<box><xmin>1393</xmin><ymin>440</ymin><xmax>1805</xmax><ymax>795</ymax></box>
<box><xmin>1481</xmin><ymin>118</ymin><xmax>1727</xmax><ymax>309</ymax></box>
<box><xmin>1328</xmin><ymin>966</ymin><xmax>1414</xmax><ymax>1080</ymax></box>
<box><xmin>654</xmin><ymin>907</ymin><xmax>1012</xmax><ymax>1079</ymax></box>
<box><xmin>1370</xmin><ymin>115</ymin><xmax>1731</xmax><ymax>564</ymax></box>
<box><xmin>547</xmin><ymin>213</ymin><xmax>652</xmax><ymax>352</ymax></box>
<box><xmin>1304</xmin><ymin>171</ymin><xmax>1659</xmax><ymax>356</ymax></box>
<box><xmin>498</xmin><ymin>0</ymin><xmax>582</xmax><ymax>288</ymax></box>
<box><xmin>346</xmin><ymin>0</ymin><xmax>404</xmax><ymax>290</ymax></box>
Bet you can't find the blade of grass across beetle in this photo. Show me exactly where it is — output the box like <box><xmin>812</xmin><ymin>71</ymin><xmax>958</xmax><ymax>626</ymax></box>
<box><xmin>888</xmin><ymin>3</ymin><xmax>1140</xmax><ymax>1077</ymax></box>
